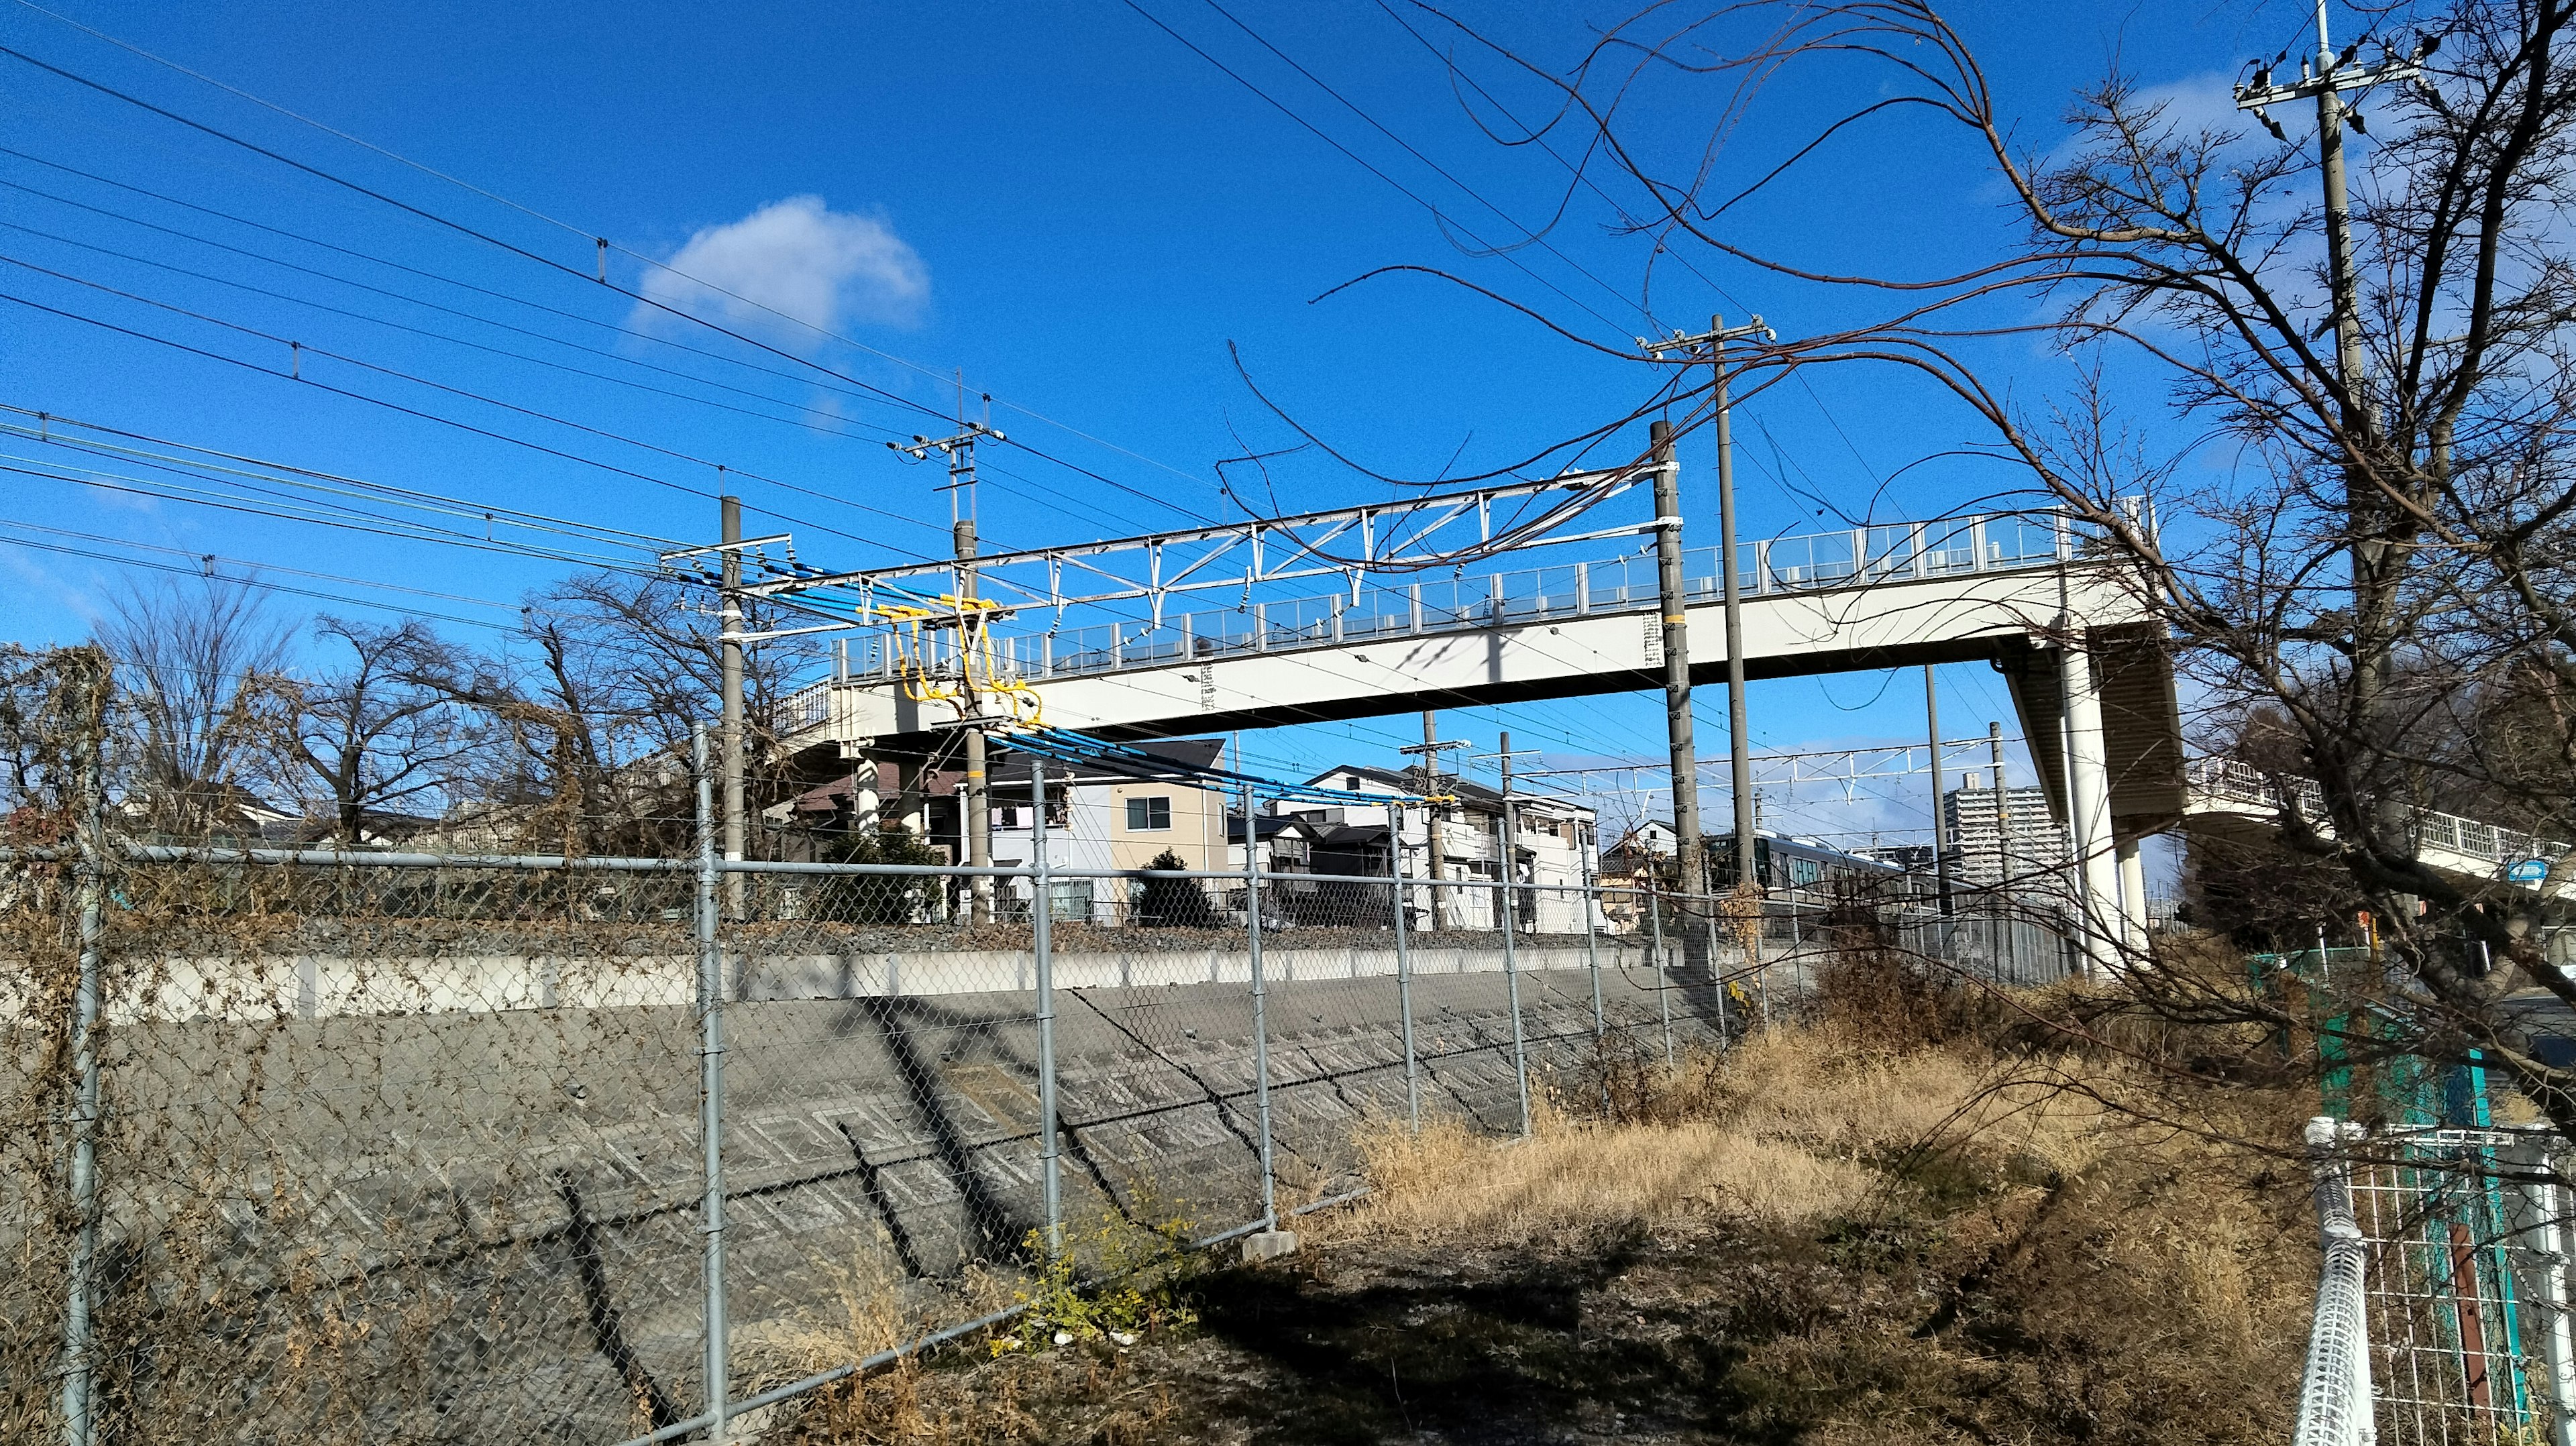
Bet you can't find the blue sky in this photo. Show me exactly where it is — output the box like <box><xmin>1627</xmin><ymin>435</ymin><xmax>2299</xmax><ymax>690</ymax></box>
<box><xmin>0</xmin><ymin>0</ymin><xmax>2332</xmax><ymax>856</ymax></box>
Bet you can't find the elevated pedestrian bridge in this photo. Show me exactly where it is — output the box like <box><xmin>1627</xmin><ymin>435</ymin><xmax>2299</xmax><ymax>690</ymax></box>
<box><xmin>2184</xmin><ymin>757</ymin><xmax>2573</xmax><ymax>902</ymax></box>
<box><xmin>771</xmin><ymin>494</ymin><xmax>2184</xmax><ymax>970</ymax></box>
<box><xmin>782</xmin><ymin>506</ymin><xmax>2165</xmax><ymax>781</ymax></box>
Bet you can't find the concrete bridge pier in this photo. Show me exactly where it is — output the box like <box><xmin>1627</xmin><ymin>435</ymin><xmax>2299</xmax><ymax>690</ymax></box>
<box><xmin>2116</xmin><ymin>834</ymin><xmax>2150</xmax><ymax>951</ymax></box>
<box><xmin>2059</xmin><ymin>640</ymin><xmax>2123</xmax><ymax>975</ymax></box>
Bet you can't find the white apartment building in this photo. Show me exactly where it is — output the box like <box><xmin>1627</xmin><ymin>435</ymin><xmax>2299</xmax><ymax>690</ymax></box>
<box><xmin>1941</xmin><ymin>777</ymin><xmax>2065</xmax><ymax>890</ymax></box>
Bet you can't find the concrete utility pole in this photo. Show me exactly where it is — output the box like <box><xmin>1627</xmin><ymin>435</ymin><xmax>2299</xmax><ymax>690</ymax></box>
<box><xmin>1643</xmin><ymin>419</ymin><xmax>1703</xmax><ymax>899</ymax></box>
<box><xmin>1925</xmin><ymin>665</ymin><xmax>1952</xmax><ymax>915</ymax></box>
<box><xmin>891</xmin><ymin>416</ymin><xmax>1004</xmax><ymax>922</ymax></box>
<box><xmin>2233</xmin><ymin>6</ymin><xmax>2429</xmax><ymax>791</ymax></box>
<box><xmin>719</xmin><ymin>495</ymin><xmax>745</xmax><ymax>917</ymax></box>
<box><xmin>1399</xmin><ymin>712</ymin><xmax>1468</xmax><ymax>932</ymax></box>
<box><xmin>1646</xmin><ymin>316</ymin><xmax>1774</xmax><ymax>894</ymax></box>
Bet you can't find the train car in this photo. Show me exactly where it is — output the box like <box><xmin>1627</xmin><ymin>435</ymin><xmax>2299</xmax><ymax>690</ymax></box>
<box><xmin>1707</xmin><ymin>830</ymin><xmax>1921</xmax><ymax>897</ymax></box>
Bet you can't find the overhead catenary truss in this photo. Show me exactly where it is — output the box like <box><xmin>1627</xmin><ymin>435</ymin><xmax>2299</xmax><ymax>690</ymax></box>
<box><xmin>738</xmin><ymin>467</ymin><xmax>1656</xmax><ymax>632</ymax></box>
<box><xmin>1516</xmin><ymin>736</ymin><xmax>2031</xmax><ymax>803</ymax></box>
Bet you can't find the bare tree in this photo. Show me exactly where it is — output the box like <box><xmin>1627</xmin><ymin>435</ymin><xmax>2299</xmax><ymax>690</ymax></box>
<box><xmin>95</xmin><ymin>574</ymin><xmax>293</xmax><ymax>840</ymax></box>
<box><xmin>423</xmin><ymin>571</ymin><xmax>819</xmax><ymax>856</ymax></box>
<box><xmin>253</xmin><ymin>618</ymin><xmax>481</xmax><ymax>845</ymax></box>
<box><xmin>1306</xmin><ymin>1</ymin><xmax>2576</xmax><ymax>1129</ymax></box>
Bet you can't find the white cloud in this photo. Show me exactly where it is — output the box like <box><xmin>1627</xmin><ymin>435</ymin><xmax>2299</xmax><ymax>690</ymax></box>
<box><xmin>636</xmin><ymin>196</ymin><xmax>928</xmax><ymax>341</ymax></box>
<box><xmin>2127</xmin><ymin>70</ymin><xmax>2251</xmax><ymax>140</ymax></box>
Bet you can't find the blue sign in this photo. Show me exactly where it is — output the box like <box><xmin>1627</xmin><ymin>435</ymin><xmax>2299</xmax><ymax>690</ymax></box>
<box><xmin>2508</xmin><ymin>858</ymin><xmax>2551</xmax><ymax>884</ymax></box>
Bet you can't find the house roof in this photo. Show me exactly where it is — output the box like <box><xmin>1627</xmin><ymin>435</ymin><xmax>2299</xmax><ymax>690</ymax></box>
<box><xmin>991</xmin><ymin>738</ymin><xmax>1226</xmax><ymax>790</ymax></box>
<box><xmin>790</xmin><ymin>739</ymin><xmax>1231</xmax><ymax>816</ymax></box>
<box><xmin>259</xmin><ymin>809</ymin><xmax>445</xmax><ymax>846</ymax></box>
<box><xmin>1228</xmin><ymin>812</ymin><xmax>1309</xmax><ymax>844</ymax></box>
<box><xmin>1303</xmin><ymin>763</ymin><xmax>1593</xmax><ymax>819</ymax></box>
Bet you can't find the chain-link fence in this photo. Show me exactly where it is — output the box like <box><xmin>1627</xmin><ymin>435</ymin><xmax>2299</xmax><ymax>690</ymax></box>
<box><xmin>3</xmin><ymin>651</ymin><xmax>2075</xmax><ymax>1445</ymax></box>
<box><xmin>2294</xmin><ymin>1121</ymin><xmax>2576</xmax><ymax>1446</ymax></box>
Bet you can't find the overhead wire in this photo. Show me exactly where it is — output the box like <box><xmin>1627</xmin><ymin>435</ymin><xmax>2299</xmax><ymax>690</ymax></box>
<box><xmin>0</xmin><ymin>454</ymin><xmax>666</xmax><ymax>577</ymax></box>
<box><xmin>0</xmin><ymin>162</ymin><xmax>1167</xmax><ymax>555</ymax></box>
<box><xmin>0</xmin><ymin>402</ymin><xmax>679</xmax><ymax>550</ymax></box>
<box><xmin>0</xmin><ymin>211</ymin><xmax>926</xmax><ymax>449</ymax></box>
<box><xmin>3</xmin><ymin>13</ymin><xmax>1773</xmax><ymax>793</ymax></box>
<box><xmin>0</xmin><ymin>27</ymin><xmax>1230</xmax><ymax>508</ymax></box>
<box><xmin>0</xmin><ymin>148</ymin><xmax>983</xmax><ymax>441</ymax></box>
<box><xmin>0</xmin><ymin>264</ymin><xmax>950</xmax><ymax>553</ymax></box>
<box><xmin>0</xmin><ymin>515</ymin><xmax>521</xmax><ymax>612</ymax></box>
<box><xmin>1193</xmin><ymin>0</ymin><xmax>1663</xmax><ymax>334</ymax></box>
<box><xmin>0</xmin><ymin>531</ymin><xmax>513</xmax><ymax>631</ymax></box>
<box><xmin>1112</xmin><ymin>0</ymin><xmax>1636</xmax><ymax>341</ymax></box>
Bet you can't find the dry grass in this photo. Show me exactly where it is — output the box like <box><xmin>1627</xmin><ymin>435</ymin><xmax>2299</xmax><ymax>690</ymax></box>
<box><xmin>767</xmin><ymin>954</ymin><xmax>2316</xmax><ymax>1445</ymax></box>
<box><xmin>1341</xmin><ymin>1026</ymin><xmax>2114</xmax><ymax>1245</ymax></box>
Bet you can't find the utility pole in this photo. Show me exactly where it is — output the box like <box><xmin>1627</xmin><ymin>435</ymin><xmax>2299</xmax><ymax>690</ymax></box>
<box><xmin>1399</xmin><ymin>712</ymin><xmax>1468</xmax><ymax>932</ymax></box>
<box><xmin>1925</xmin><ymin>665</ymin><xmax>1952</xmax><ymax>915</ymax></box>
<box><xmin>720</xmin><ymin>495</ymin><xmax>745</xmax><ymax>917</ymax></box>
<box><xmin>2235</xmin><ymin>6</ymin><xmax>2430</xmax><ymax>822</ymax></box>
<box><xmin>1646</xmin><ymin>315</ymin><xmax>1774</xmax><ymax>895</ymax></box>
<box><xmin>891</xmin><ymin>415</ymin><xmax>1005</xmax><ymax>922</ymax></box>
<box><xmin>1641</xmin><ymin>419</ymin><xmax>1703</xmax><ymax>901</ymax></box>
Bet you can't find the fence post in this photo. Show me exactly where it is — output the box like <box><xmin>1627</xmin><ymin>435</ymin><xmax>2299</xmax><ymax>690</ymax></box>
<box><xmin>1650</xmin><ymin>889</ymin><xmax>1673</xmax><ymax>1069</ymax></box>
<box><xmin>1499</xmin><ymin>875</ymin><xmax>1529</xmax><ymax>1137</ymax></box>
<box><xmin>1583</xmin><ymin>875</ymin><xmax>1603</xmax><ymax>1040</ymax></box>
<box><xmin>2526</xmin><ymin>1154</ymin><xmax>2576</xmax><ymax>1446</ymax></box>
<box><xmin>58</xmin><ymin>658</ymin><xmax>106</xmax><ymax>1446</ymax></box>
<box><xmin>1705</xmin><ymin>903</ymin><xmax>1730</xmax><ymax>1050</ymax></box>
<box><xmin>1389</xmin><ymin>802</ymin><xmax>1419</xmax><ymax>1133</ymax></box>
<box><xmin>1032</xmin><ymin>762</ymin><xmax>1063</xmax><ymax>1255</ymax></box>
<box><xmin>1242</xmin><ymin>783</ymin><xmax>1277</xmax><ymax>1227</ymax></box>
<box><xmin>1499</xmin><ymin>736</ymin><xmax>1530</xmax><ymax>1137</ymax></box>
<box><xmin>2292</xmin><ymin>1115</ymin><xmax>2373</xmax><ymax>1446</ymax></box>
<box><xmin>692</xmin><ymin>726</ymin><xmax>730</xmax><ymax>1443</ymax></box>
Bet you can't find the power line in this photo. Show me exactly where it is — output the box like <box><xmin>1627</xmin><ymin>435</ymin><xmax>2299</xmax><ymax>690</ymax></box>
<box><xmin>0</xmin><ymin>516</ymin><xmax>520</xmax><ymax>612</ymax></box>
<box><xmin>1195</xmin><ymin>0</ymin><xmax>1660</xmax><ymax>333</ymax></box>
<box><xmin>1114</xmin><ymin>0</ymin><xmax>1638</xmax><ymax>341</ymax></box>
<box><xmin>0</xmin><ymin>211</ymin><xmax>925</xmax><ymax>449</ymax></box>
<box><xmin>0</xmin><ymin>531</ymin><xmax>513</xmax><ymax>631</ymax></box>
<box><xmin>0</xmin><ymin>268</ymin><xmax>943</xmax><ymax>553</ymax></box>
<box><xmin>0</xmin><ymin>19</ymin><xmax>1228</xmax><ymax>499</ymax></box>
<box><xmin>0</xmin><ymin>453</ymin><xmax>653</xmax><ymax>575</ymax></box>
<box><xmin>0</xmin><ymin>148</ymin><xmax>978</xmax><ymax>439</ymax></box>
<box><xmin>1</xmin><ymin>402</ymin><xmax>678</xmax><ymax>549</ymax></box>
<box><xmin>0</xmin><ymin>41</ymin><xmax>970</xmax><ymax>429</ymax></box>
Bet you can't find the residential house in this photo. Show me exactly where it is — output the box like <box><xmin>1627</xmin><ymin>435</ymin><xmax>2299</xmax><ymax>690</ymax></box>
<box><xmin>1596</xmin><ymin>819</ymin><xmax>1680</xmax><ymax>932</ymax></box>
<box><xmin>784</xmin><ymin>738</ymin><xmax>1238</xmax><ymax>924</ymax></box>
<box><xmin>1287</xmin><ymin>764</ymin><xmax>1601</xmax><ymax>935</ymax></box>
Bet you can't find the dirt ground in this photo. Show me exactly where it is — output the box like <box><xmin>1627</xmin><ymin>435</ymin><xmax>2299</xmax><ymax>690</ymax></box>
<box><xmin>775</xmin><ymin>969</ymin><xmax>2319</xmax><ymax>1446</ymax></box>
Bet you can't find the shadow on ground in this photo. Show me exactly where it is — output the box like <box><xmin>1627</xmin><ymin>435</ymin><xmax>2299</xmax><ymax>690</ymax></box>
<box><xmin>1185</xmin><ymin>1229</ymin><xmax>1803</xmax><ymax>1445</ymax></box>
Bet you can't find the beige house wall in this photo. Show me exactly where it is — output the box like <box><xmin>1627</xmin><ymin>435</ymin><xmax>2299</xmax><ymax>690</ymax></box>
<box><xmin>1102</xmin><ymin>779</ymin><xmax>1228</xmax><ymax>872</ymax></box>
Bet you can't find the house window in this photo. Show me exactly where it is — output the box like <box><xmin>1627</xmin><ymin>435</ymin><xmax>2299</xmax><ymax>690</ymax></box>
<box><xmin>1346</xmin><ymin>775</ymin><xmax>1362</xmax><ymax>791</ymax></box>
<box><xmin>1126</xmin><ymin>796</ymin><xmax>1172</xmax><ymax>831</ymax></box>
<box><xmin>998</xmin><ymin>806</ymin><xmax>1020</xmax><ymax>828</ymax></box>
